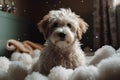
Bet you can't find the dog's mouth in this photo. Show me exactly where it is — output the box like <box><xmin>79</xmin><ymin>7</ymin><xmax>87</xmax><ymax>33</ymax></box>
<box><xmin>55</xmin><ymin>39</ymin><xmax>70</xmax><ymax>44</ymax></box>
<box><xmin>51</xmin><ymin>36</ymin><xmax>75</xmax><ymax>48</ymax></box>
<box><xmin>53</xmin><ymin>38</ymin><xmax>72</xmax><ymax>48</ymax></box>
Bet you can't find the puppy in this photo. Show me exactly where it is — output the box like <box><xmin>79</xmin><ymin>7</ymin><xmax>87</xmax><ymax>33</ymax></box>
<box><xmin>33</xmin><ymin>8</ymin><xmax>88</xmax><ymax>75</ymax></box>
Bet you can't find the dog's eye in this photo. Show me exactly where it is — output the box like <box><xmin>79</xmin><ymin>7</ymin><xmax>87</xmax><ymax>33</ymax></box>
<box><xmin>53</xmin><ymin>22</ymin><xmax>58</xmax><ymax>28</ymax></box>
<box><xmin>67</xmin><ymin>23</ymin><xmax>72</xmax><ymax>28</ymax></box>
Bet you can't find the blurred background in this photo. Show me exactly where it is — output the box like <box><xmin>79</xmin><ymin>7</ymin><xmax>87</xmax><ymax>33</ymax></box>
<box><xmin>0</xmin><ymin>0</ymin><xmax>119</xmax><ymax>56</ymax></box>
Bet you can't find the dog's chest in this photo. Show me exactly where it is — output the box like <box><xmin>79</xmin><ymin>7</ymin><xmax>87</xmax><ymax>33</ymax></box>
<box><xmin>43</xmin><ymin>48</ymin><xmax>80</xmax><ymax>69</ymax></box>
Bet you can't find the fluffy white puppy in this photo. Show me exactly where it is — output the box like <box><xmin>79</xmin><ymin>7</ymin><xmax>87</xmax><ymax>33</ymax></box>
<box><xmin>33</xmin><ymin>8</ymin><xmax>88</xmax><ymax>75</ymax></box>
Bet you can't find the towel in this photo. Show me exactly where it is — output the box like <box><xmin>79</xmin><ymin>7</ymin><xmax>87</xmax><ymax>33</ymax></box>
<box><xmin>6</xmin><ymin>39</ymin><xmax>43</xmax><ymax>54</ymax></box>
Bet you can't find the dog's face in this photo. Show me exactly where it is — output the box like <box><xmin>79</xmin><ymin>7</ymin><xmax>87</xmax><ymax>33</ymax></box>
<box><xmin>38</xmin><ymin>8</ymin><xmax>88</xmax><ymax>48</ymax></box>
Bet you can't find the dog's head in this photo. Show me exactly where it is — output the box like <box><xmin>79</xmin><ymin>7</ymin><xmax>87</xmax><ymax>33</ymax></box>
<box><xmin>38</xmin><ymin>8</ymin><xmax>88</xmax><ymax>48</ymax></box>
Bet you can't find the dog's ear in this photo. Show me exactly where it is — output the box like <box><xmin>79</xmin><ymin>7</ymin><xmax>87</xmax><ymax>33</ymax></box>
<box><xmin>37</xmin><ymin>15</ymin><xmax>49</xmax><ymax>40</ymax></box>
<box><xmin>77</xmin><ymin>18</ymin><xmax>89</xmax><ymax>40</ymax></box>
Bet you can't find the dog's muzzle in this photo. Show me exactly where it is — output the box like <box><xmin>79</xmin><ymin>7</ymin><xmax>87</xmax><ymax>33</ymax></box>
<box><xmin>58</xmin><ymin>32</ymin><xmax>66</xmax><ymax>41</ymax></box>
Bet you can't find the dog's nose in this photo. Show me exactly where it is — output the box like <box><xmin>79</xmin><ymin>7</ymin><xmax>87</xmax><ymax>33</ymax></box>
<box><xmin>58</xmin><ymin>32</ymin><xmax>66</xmax><ymax>41</ymax></box>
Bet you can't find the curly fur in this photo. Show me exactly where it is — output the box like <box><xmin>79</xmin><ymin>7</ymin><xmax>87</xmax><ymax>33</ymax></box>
<box><xmin>33</xmin><ymin>8</ymin><xmax>88</xmax><ymax>75</ymax></box>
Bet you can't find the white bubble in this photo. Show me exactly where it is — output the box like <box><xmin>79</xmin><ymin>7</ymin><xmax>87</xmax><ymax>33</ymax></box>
<box><xmin>95</xmin><ymin>36</ymin><xmax>99</xmax><ymax>38</ymax></box>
